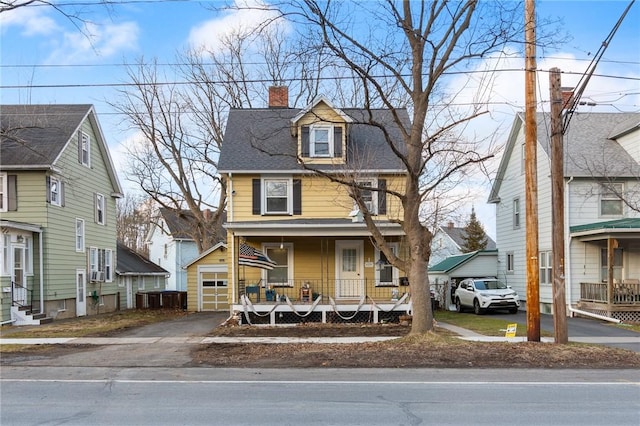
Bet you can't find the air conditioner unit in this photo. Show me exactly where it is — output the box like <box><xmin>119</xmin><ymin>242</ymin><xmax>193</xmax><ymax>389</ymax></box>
<box><xmin>91</xmin><ymin>271</ymin><xmax>104</xmax><ymax>282</ymax></box>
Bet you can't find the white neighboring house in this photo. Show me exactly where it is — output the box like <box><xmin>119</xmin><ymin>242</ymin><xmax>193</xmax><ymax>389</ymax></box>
<box><xmin>146</xmin><ymin>208</ymin><xmax>225</xmax><ymax>291</ymax></box>
<box><xmin>488</xmin><ymin>111</ymin><xmax>640</xmax><ymax>322</ymax></box>
<box><xmin>429</xmin><ymin>221</ymin><xmax>496</xmax><ymax>266</ymax></box>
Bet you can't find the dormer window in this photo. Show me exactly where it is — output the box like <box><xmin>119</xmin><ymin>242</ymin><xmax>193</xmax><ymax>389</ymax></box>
<box><xmin>301</xmin><ymin>124</ymin><xmax>343</xmax><ymax>159</ymax></box>
<box><xmin>311</xmin><ymin>125</ymin><xmax>333</xmax><ymax>157</ymax></box>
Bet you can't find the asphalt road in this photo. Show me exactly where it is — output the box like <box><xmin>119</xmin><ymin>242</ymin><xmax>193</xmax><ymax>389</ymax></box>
<box><xmin>2</xmin><ymin>368</ymin><xmax>638</xmax><ymax>426</ymax></box>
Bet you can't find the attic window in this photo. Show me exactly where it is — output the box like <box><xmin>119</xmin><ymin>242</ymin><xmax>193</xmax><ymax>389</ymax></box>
<box><xmin>301</xmin><ymin>124</ymin><xmax>343</xmax><ymax>159</ymax></box>
<box><xmin>311</xmin><ymin>125</ymin><xmax>332</xmax><ymax>157</ymax></box>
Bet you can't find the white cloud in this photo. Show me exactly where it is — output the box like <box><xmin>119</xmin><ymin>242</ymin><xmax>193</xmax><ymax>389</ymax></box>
<box><xmin>0</xmin><ymin>6</ymin><xmax>58</xmax><ymax>36</ymax></box>
<box><xmin>187</xmin><ymin>0</ymin><xmax>285</xmax><ymax>53</ymax></box>
<box><xmin>45</xmin><ymin>20</ymin><xmax>139</xmax><ymax>64</ymax></box>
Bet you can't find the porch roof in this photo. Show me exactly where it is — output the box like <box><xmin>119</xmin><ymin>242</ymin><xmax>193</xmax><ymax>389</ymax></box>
<box><xmin>224</xmin><ymin>218</ymin><xmax>404</xmax><ymax>237</ymax></box>
<box><xmin>570</xmin><ymin>218</ymin><xmax>640</xmax><ymax>239</ymax></box>
<box><xmin>0</xmin><ymin>220</ymin><xmax>42</xmax><ymax>233</ymax></box>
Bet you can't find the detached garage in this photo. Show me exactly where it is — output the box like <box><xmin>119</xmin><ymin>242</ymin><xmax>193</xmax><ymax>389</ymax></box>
<box><xmin>185</xmin><ymin>243</ymin><xmax>229</xmax><ymax>312</ymax></box>
<box><xmin>428</xmin><ymin>249</ymin><xmax>498</xmax><ymax>307</ymax></box>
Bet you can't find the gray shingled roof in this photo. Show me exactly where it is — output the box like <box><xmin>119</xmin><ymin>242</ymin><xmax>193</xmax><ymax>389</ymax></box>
<box><xmin>440</xmin><ymin>225</ymin><xmax>496</xmax><ymax>250</ymax></box>
<box><xmin>158</xmin><ymin>207</ymin><xmax>227</xmax><ymax>241</ymax></box>
<box><xmin>536</xmin><ymin>112</ymin><xmax>640</xmax><ymax>177</ymax></box>
<box><xmin>1</xmin><ymin>104</ymin><xmax>92</xmax><ymax>168</ymax></box>
<box><xmin>218</xmin><ymin>107</ymin><xmax>410</xmax><ymax>172</ymax></box>
<box><xmin>116</xmin><ymin>242</ymin><xmax>168</xmax><ymax>275</ymax></box>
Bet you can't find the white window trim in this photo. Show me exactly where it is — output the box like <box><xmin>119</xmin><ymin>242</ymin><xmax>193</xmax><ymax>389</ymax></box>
<box><xmin>375</xmin><ymin>243</ymin><xmax>398</xmax><ymax>286</ymax></box>
<box><xmin>25</xmin><ymin>236</ymin><xmax>33</xmax><ymax>276</ymax></box>
<box><xmin>600</xmin><ymin>182</ymin><xmax>624</xmax><ymax>217</ymax></box>
<box><xmin>539</xmin><ymin>251</ymin><xmax>552</xmax><ymax>285</ymax></box>
<box><xmin>310</xmin><ymin>124</ymin><xmax>334</xmax><ymax>158</ymax></box>
<box><xmin>76</xmin><ymin>219</ymin><xmax>85</xmax><ymax>253</ymax></box>
<box><xmin>50</xmin><ymin>176</ymin><xmax>62</xmax><ymax>207</ymax></box>
<box><xmin>138</xmin><ymin>277</ymin><xmax>145</xmax><ymax>290</ymax></box>
<box><xmin>506</xmin><ymin>252</ymin><xmax>515</xmax><ymax>273</ymax></box>
<box><xmin>154</xmin><ymin>276</ymin><xmax>161</xmax><ymax>289</ymax></box>
<box><xmin>354</xmin><ymin>178</ymin><xmax>378</xmax><ymax>214</ymax></box>
<box><xmin>513</xmin><ymin>198</ymin><xmax>521</xmax><ymax>229</ymax></box>
<box><xmin>95</xmin><ymin>193</ymin><xmax>106</xmax><ymax>225</ymax></box>
<box><xmin>262</xmin><ymin>177</ymin><xmax>292</xmax><ymax>215</ymax></box>
<box><xmin>0</xmin><ymin>172</ymin><xmax>7</xmax><ymax>213</ymax></box>
<box><xmin>262</xmin><ymin>242</ymin><xmax>294</xmax><ymax>287</ymax></box>
<box><xmin>81</xmin><ymin>131</ymin><xmax>91</xmax><ymax>167</ymax></box>
<box><xmin>1</xmin><ymin>234</ymin><xmax>9</xmax><ymax>276</ymax></box>
<box><xmin>105</xmin><ymin>249</ymin><xmax>113</xmax><ymax>282</ymax></box>
<box><xmin>89</xmin><ymin>247</ymin><xmax>99</xmax><ymax>274</ymax></box>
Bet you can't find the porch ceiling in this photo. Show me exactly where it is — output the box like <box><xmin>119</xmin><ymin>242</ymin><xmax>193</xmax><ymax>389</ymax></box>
<box><xmin>224</xmin><ymin>218</ymin><xmax>404</xmax><ymax>237</ymax></box>
<box><xmin>0</xmin><ymin>220</ymin><xmax>42</xmax><ymax>233</ymax></box>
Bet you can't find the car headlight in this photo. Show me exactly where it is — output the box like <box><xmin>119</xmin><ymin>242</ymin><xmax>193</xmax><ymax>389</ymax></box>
<box><xmin>508</xmin><ymin>291</ymin><xmax>517</xmax><ymax>296</ymax></box>
<box><xmin>478</xmin><ymin>292</ymin><xmax>489</xmax><ymax>297</ymax></box>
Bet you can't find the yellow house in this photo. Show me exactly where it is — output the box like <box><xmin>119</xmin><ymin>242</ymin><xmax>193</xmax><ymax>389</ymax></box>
<box><xmin>218</xmin><ymin>87</ymin><xmax>410</xmax><ymax>324</ymax></box>
<box><xmin>184</xmin><ymin>242</ymin><xmax>229</xmax><ymax>312</ymax></box>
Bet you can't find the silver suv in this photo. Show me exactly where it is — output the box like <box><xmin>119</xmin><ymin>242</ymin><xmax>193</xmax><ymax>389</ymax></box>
<box><xmin>454</xmin><ymin>278</ymin><xmax>520</xmax><ymax>315</ymax></box>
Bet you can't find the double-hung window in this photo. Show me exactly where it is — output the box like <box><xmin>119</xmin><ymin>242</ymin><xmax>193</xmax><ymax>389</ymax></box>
<box><xmin>264</xmin><ymin>178</ymin><xmax>290</xmax><ymax>214</ymax></box>
<box><xmin>264</xmin><ymin>243</ymin><xmax>292</xmax><ymax>287</ymax></box>
<box><xmin>79</xmin><ymin>131</ymin><xmax>90</xmax><ymax>167</ymax></box>
<box><xmin>600</xmin><ymin>183</ymin><xmax>623</xmax><ymax>216</ymax></box>
<box><xmin>376</xmin><ymin>244</ymin><xmax>398</xmax><ymax>286</ymax></box>
<box><xmin>506</xmin><ymin>252</ymin><xmax>515</xmax><ymax>273</ymax></box>
<box><xmin>539</xmin><ymin>251</ymin><xmax>552</xmax><ymax>285</ymax></box>
<box><xmin>0</xmin><ymin>173</ymin><xmax>6</xmax><ymax>212</ymax></box>
<box><xmin>95</xmin><ymin>193</ymin><xmax>105</xmax><ymax>225</ymax></box>
<box><xmin>76</xmin><ymin>219</ymin><xmax>85</xmax><ymax>252</ymax></box>
<box><xmin>513</xmin><ymin>198</ymin><xmax>521</xmax><ymax>229</ymax></box>
<box><xmin>50</xmin><ymin>177</ymin><xmax>61</xmax><ymax>206</ymax></box>
<box><xmin>104</xmin><ymin>249</ymin><xmax>113</xmax><ymax>282</ymax></box>
<box><xmin>354</xmin><ymin>179</ymin><xmax>377</xmax><ymax>214</ymax></box>
<box><xmin>601</xmin><ymin>248</ymin><xmax>623</xmax><ymax>282</ymax></box>
<box><xmin>310</xmin><ymin>125</ymin><xmax>332</xmax><ymax>157</ymax></box>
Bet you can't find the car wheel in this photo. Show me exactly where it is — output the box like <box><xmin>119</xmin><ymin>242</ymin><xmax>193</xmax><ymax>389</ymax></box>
<box><xmin>473</xmin><ymin>299</ymin><xmax>484</xmax><ymax>315</ymax></box>
<box><xmin>508</xmin><ymin>308</ymin><xmax>518</xmax><ymax>314</ymax></box>
<box><xmin>455</xmin><ymin>298</ymin><xmax>463</xmax><ymax>313</ymax></box>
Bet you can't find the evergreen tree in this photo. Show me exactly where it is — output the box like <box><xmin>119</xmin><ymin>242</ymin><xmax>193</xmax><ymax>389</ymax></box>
<box><xmin>461</xmin><ymin>207</ymin><xmax>488</xmax><ymax>253</ymax></box>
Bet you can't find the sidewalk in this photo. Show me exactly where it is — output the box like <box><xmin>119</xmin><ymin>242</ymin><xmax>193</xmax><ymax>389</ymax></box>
<box><xmin>1</xmin><ymin>322</ymin><xmax>638</xmax><ymax>347</ymax></box>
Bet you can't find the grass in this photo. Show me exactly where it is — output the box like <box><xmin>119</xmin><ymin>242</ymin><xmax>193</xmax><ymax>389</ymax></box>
<box><xmin>435</xmin><ymin>310</ymin><xmax>554</xmax><ymax>337</ymax></box>
<box><xmin>0</xmin><ymin>309</ymin><xmax>187</xmax><ymax>339</ymax></box>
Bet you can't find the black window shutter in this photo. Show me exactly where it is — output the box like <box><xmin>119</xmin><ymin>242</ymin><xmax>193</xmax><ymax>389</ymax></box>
<box><xmin>77</xmin><ymin>131</ymin><xmax>83</xmax><ymax>164</ymax></box>
<box><xmin>252</xmin><ymin>179</ymin><xmax>261</xmax><ymax>215</ymax></box>
<box><xmin>333</xmin><ymin>126</ymin><xmax>342</xmax><ymax>157</ymax></box>
<box><xmin>45</xmin><ymin>176</ymin><xmax>51</xmax><ymax>203</ymax></box>
<box><xmin>293</xmin><ymin>179</ymin><xmax>302</xmax><ymax>215</ymax></box>
<box><xmin>378</xmin><ymin>179</ymin><xmax>387</xmax><ymax>215</ymax></box>
<box><xmin>7</xmin><ymin>175</ymin><xmax>17</xmax><ymax>211</ymax></box>
<box><xmin>301</xmin><ymin>126</ymin><xmax>310</xmax><ymax>156</ymax></box>
<box><xmin>60</xmin><ymin>181</ymin><xmax>65</xmax><ymax>207</ymax></box>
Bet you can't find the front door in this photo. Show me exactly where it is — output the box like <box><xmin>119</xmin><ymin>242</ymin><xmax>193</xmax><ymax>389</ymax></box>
<box><xmin>335</xmin><ymin>240</ymin><xmax>364</xmax><ymax>299</ymax></box>
<box><xmin>76</xmin><ymin>270</ymin><xmax>86</xmax><ymax>316</ymax></box>
<box><xmin>126</xmin><ymin>277</ymin><xmax>134</xmax><ymax>309</ymax></box>
<box><xmin>12</xmin><ymin>245</ymin><xmax>26</xmax><ymax>305</ymax></box>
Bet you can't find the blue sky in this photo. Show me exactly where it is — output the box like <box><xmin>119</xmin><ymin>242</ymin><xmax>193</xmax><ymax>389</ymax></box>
<box><xmin>1</xmin><ymin>0</ymin><xmax>639</xmax><ymax>236</ymax></box>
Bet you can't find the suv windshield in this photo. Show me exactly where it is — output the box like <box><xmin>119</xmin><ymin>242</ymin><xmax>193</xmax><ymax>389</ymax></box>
<box><xmin>475</xmin><ymin>280</ymin><xmax>507</xmax><ymax>290</ymax></box>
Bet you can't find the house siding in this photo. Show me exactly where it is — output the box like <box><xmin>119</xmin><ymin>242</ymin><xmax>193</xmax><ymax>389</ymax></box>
<box><xmin>230</xmin><ymin>174</ymin><xmax>404</xmax><ymax>222</ymax></box>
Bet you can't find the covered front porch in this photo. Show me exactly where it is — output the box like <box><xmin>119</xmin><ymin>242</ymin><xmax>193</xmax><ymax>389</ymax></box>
<box><xmin>226</xmin><ymin>218</ymin><xmax>414</xmax><ymax>325</ymax></box>
<box><xmin>571</xmin><ymin>218</ymin><xmax>640</xmax><ymax>322</ymax></box>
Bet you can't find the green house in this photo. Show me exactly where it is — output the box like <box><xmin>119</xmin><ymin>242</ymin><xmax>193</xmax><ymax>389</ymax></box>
<box><xmin>1</xmin><ymin>104</ymin><xmax>123</xmax><ymax>325</ymax></box>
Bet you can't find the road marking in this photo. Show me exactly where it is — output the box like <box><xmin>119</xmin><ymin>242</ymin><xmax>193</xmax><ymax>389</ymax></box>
<box><xmin>2</xmin><ymin>379</ymin><xmax>638</xmax><ymax>386</ymax></box>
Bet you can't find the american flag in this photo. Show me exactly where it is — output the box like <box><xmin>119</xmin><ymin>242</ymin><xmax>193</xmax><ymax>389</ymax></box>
<box><xmin>239</xmin><ymin>243</ymin><xmax>277</xmax><ymax>270</ymax></box>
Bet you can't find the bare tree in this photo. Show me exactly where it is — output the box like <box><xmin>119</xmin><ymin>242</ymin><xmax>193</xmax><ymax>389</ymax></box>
<box><xmin>116</xmin><ymin>194</ymin><xmax>153</xmax><ymax>257</ymax></box>
<box><xmin>232</xmin><ymin>0</ymin><xmax>526</xmax><ymax>334</ymax></box>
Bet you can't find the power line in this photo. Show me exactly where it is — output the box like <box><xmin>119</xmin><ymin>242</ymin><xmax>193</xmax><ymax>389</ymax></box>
<box><xmin>2</xmin><ymin>68</ymin><xmax>638</xmax><ymax>90</ymax></box>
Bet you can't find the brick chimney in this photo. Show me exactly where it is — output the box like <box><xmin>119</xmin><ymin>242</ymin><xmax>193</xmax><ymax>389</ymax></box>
<box><xmin>269</xmin><ymin>86</ymin><xmax>289</xmax><ymax>108</ymax></box>
<box><xmin>447</xmin><ymin>221</ymin><xmax>454</xmax><ymax>229</ymax></box>
<box><xmin>561</xmin><ymin>87</ymin><xmax>574</xmax><ymax>110</ymax></box>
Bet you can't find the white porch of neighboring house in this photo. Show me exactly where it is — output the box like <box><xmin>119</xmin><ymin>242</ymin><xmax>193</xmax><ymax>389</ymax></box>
<box><xmin>226</xmin><ymin>220</ymin><xmax>414</xmax><ymax>325</ymax></box>
<box><xmin>1</xmin><ymin>220</ymin><xmax>49</xmax><ymax>325</ymax></box>
<box><xmin>570</xmin><ymin>218</ymin><xmax>640</xmax><ymax>323</ymax></box>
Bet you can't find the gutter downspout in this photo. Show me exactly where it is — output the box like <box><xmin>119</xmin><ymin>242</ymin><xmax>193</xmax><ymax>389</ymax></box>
<box><xmin>565</xmin><ymin>176</ymin><xmax>573</xmax><ymax>316</ymax></box>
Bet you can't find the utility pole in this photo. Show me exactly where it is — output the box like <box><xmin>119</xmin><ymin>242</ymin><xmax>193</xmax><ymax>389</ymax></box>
<box><xmin>549</xmin><ymin>67</ymin><xmax>568</xmax><ymax>344</ymax></box>
<box><xmin>524</xmin><ymin>0</ymin><xmax>540</xmax><ymax>342</ymax></box>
